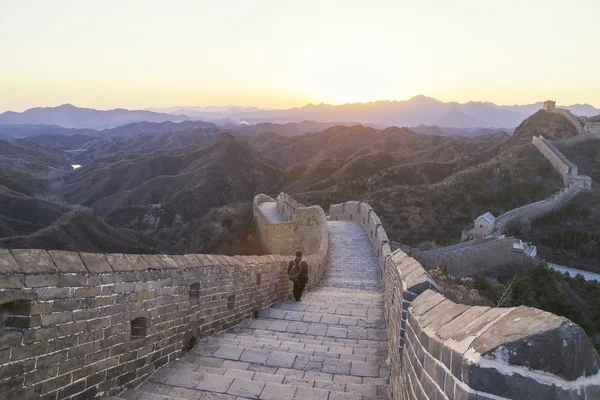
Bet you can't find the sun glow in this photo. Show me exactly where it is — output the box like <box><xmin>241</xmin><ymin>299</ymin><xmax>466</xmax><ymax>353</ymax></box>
<box><xmin>1</xmin><ymin>0</ymin><xmax>600</xmax><ymax>111</ymax></box>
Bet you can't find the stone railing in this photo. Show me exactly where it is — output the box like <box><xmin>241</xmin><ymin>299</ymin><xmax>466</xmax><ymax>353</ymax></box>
<box><xmin>331</xmin><ymin>199</ymin><xmax>600</xmax><ymax>399</ymax></box>
<box><xmin>0</xmin><ymin>193</ymin><xmax>328</xmax><ymax>399</ymax></box>
<box><xmin>329</xmin><ymin>201</ymin><xmax>392</xmax><ymax>274</ymax></box>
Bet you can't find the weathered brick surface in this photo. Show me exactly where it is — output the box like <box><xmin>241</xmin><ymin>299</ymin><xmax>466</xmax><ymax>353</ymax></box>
<box><xmin>0</xmin><ymin>192</ymin><xmax>329</xmax><ymax>400</ymax></box>
<box><xmin>4</xmin><ymin>194</ymin><xmax>600</xmax><ymax>400</ymax></box>
<box><xmin>330</xmin><ymin>199</ymin><xmax>600</xmax><ymax>400</ymax></box>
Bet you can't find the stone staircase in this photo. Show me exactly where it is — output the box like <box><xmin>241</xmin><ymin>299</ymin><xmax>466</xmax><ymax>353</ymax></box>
<box><xmin>110</xmin><ymin>221</ymin><xmax>389</xmax><ymax>400</ymax></box>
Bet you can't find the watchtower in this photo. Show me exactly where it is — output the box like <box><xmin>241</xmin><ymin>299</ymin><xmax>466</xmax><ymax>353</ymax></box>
<box><xmin>543</xmin><ymin>100</ymin><xmax>556</xmax><ymax>110</ymax></box>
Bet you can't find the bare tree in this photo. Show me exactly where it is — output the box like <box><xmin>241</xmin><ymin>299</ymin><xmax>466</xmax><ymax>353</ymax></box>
<box><xmin>495</xmin><ymin>275</ymin><xmax>526</xmax><ymax>308</ymax></box>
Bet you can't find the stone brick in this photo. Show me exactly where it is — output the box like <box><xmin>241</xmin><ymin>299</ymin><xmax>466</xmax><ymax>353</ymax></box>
<box><xmin>79</xmin><ymin>252</ymin><xmax>113</xmax><ymax>273</ymax></box>
<box><xmin>57</xmin><ymin>379</ymin><xmax>86</xmax><ymax>398</ymax></box>
<box><xmin>11</xmin><ymin>249</ymin><xmax>57</xmax><ymax>274</ymax></box>
<box><xmin>0</xmin><ymin>249</ymin><xmax>21</xmax><ymax>274</ymax></box>
<box><xmin>123</xmin><ymin>254</ymin><xmax>149</xmax><ymax>271</ymax></box>
<box><xmin>37</xmin><ymin>287</ymin><xmax>71</xmax><ymax>300</ymax></box>
<box><xmin>58</xmin><ymin>274</ymin><xmax>89</xmax><ymax>287</ymax></box>
<box><xmin>472</xmin><ymin>306</ymin><xmax>600</xmax><ymax>380</ymax></box>
<box><xmin>260</xmin><ymin>382</ymin><xmax>295</xmax><ymax>400</ymax></box>
<box><xmin>0</xmin><ymin>275</ymin><xmax>25</xmax><ymax>289</ymax></box>
<box><xmin>48</xmin><ymin>250</ymin><xmax>88</xmax><ymax>273</ymax></box>
<box><xmin>195</xmin><ymin>373</ymin><xmax>234</xmax><ymax>392</ymax></box>
<box><xmin>74</xmin><ymin>286</ymin><xmax>101</xmax><ymax>298</ymax></box>
<box><xmin>463</xmin><ymin>362</ymin><xmax>585</xmax><ymax>399</ymax></box>
<box><xmin>38</xmin><ymin>350</ymin><xmax>69</xmax><ymax>369</ymax></box>
<box><xmin>0</xmin><ymin>359</ymin><xmax>35</xmax><ymax>381</ymax></box>
<box><xmin>114</xmin><ymin>282</ymin><xmax>135</xmax><ymax>293</ymax></box>
<box><xmin>25</xmin><ymin>274</ymin><xmax>59</xmax><ymax>288</ymax></box>
<box><xmin>183</xmin><ymin>254</ymin><xmax>203</xmax><ymax>268</ymax></box>
<box><xmin>24</xmin><ymin>365</ymin><xmax>59</xmax><ymax>385</ymax></box>
<box><xmin>106</xmin><ymin>253</ymin><xmax>133</xmax><ymax>272</ymax></box>
<box><xmin>227</xmin><ymin>377</ymin><xmax>264</xmax><ymax>398</ymax></box>
<box><xmin>11</xmin><ymin>340</ymin><xmax>47</xmax><ymax>361</ymax></box>
<box><xmin>41</xmin><ymin>312</ymin><xmax>73</xmax><ymax>327</ymax></box>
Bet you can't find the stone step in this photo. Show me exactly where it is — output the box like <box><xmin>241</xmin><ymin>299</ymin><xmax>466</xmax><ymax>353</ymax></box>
<box><xmin>186</xmin><ymin>343</ymin><xmax>388</xmax><ymax>378</ymax></box>
<box><xmin>172</xmin><ymin>358</ymin><xmax>388</xmax><ymax>389</ymax></box>
<box><xmin>253</xmin><ymin>310</ymin><xmax>384</xmax><ymax>328</ymax></box>
<box><xmin>210</xmin><ymin>331</ymin><xmax>387</xmax><ymax>355</ymax></box>
<box><xmin>120</xmin><ymin>389</ymin><xmax>184</xmax><ymax>400</ymax></box>
<box><xmin>140</xmin><ymin>364</ymin><xmax>388</xmax><ymax>399</ymax></box>
<box><xmin>269</xmin><ymin>301</ymin><xmax>384</xmax><ymax>315</ymax></box>
<box><xmin>239</xmin><ymin>318</ymin><xmax>387</xmax><ymax>341</ymax></box>
<box><xmin>230</xmin><ymin>328</ymin><xmax>387</xmax><ymax>350</ymax></box>
<box><xmin>321</xmin><ymin>282</ymin><xmax>382</xmax><ymax>290</ymax></box>
<box><xmin>196</xmin><ymin>336</ymin><xmax>387</xmax><ymax>364</ymax></box>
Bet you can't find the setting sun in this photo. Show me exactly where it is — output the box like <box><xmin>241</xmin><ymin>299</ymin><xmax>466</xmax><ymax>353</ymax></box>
<box><xmin>1</xmin><ymin>0</ymin><xmax>599</xmax><ymax>111</ymax></box>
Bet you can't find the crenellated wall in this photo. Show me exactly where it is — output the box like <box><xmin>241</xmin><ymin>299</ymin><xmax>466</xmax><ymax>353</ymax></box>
<box><xmin>253</xmin><ymin>193</ymin><xmax>328</xmax><ymax>258</ymax></box>
<box><xmin>583</xmin><ymin>122</ymin><xmax>600</xmax><ymax>134</ymax></box>
<box><xmin>532</xmin><ymin>135</ymin><xmax>578</xmax><ymax>176</ymax></box>
<box><xmin>546</xmin><ymin>108</ymin><xmax>584</xmax><ymax>134</ymax></box>
<box><xmin>329</xmin><ymin>201</ymin><xmax>392</xmax><ymax>274</ymax></box>
<box><xmin>404</xmin><ymin>236</ymin><xmax>521</xmax><ymax>278</ymax></box>
<box><xmin>491</xmin><ymin>186</ymin><xmax>582</xmax><ymax>235</ymax></box>
<box><xmin>0</xmin><ymin>193</ymin><xmax>328</xmax><ymax>400</ymax></box>
<box><xmin>330</xmin><ymin>200</ymin><xmax>600</xmax><ymax>399</ymax></box>
<box><xmin>276</xmin><ymin>192</ymin><xmax>304</xmax><ymax>221</ymax></box>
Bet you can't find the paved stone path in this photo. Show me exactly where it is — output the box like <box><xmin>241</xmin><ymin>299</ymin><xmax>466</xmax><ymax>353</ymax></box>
<box><xmin>114</xmin><ymin>221</ymin><xmax>388</xmax><ymax>400</ymax></box>
<box><xmin>258</xmin><ymin>201</ymin><xmax>285</xmax><ymax>223</ymax></box>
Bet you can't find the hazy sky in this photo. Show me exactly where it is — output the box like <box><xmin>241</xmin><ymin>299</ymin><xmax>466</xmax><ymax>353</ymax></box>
<box><xmin>1</xmin><ymin>0</ymin><xmax>599</xmax><ymax>112</ymax></box>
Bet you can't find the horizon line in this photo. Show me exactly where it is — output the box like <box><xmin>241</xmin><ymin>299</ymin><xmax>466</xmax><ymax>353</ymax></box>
<box><xmin>2</xmin><ymin>95</ymin><xmax>600</xmax><ymax>114</ymax></box>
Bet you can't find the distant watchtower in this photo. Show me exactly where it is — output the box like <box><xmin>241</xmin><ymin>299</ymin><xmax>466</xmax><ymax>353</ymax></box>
<box><xmin>543</xmin><ymin>100</ymin><xmax>556</xmax><ymax>110</ymax></box>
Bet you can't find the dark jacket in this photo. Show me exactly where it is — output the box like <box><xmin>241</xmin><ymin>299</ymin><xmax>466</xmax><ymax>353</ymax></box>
<box><xmin>288</xmin><ymin>259</ymin><xmax>309</xmax><ymax>282</ymax></box>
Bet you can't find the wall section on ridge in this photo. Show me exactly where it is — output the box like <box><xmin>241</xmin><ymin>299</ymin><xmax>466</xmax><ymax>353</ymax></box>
<box><xmin>329</xmin><ymin>201</ymin><xmax>392</xmax><ymax>273</ymax></box>
<box><xmin>0</xmin><ymin>193</ymin><xmax>328</xmax><ymax>400</ymax></box>
<box><xmin>547</xmin><ymin>108</ymin><xmax>584</xmax><ymax>134</ymax></box>
<box><xmin>407</xmin><ymin>236</ymin><xmax>521</xmax><ymax>278</ymax></box>
<box><xmin>330</xmin><ymin>200</ymin><xmax>600</xmax><ymax>399</ymax></box>
<box><xmin>532</xmin><ymin>135</ymin><xmax>577</xmax><ymax>176</ymax></box>
<box><xmin>491</xmin><ymin>186</ymin><xmax>582</xmax><ymax>235</ymax></box>
<box><xmin>254</xmin><ymin>193</ymin><xmax>328</xmax><ymax>260</ymax></box>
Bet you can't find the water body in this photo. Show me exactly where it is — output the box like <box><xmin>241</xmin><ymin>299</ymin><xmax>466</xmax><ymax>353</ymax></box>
<box><xmin>546</xmin><ymin>262</ymin><xmax>600</xmax><ymax>283</ymax></box>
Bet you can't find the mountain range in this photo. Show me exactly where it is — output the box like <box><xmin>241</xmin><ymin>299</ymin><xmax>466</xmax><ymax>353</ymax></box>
<box><xmin>149</xmin><ymin>95</ymin><xmax>600</xmax><ymax>128</ymax></box>
<box><xmin>0</xmin><ymin>104</ymin><xmax>189</xmax><ymax>130</ymax></box>
<box><xmin>3</xmin><ymin>96</ymin><xmax>599</xmax><ymax>130</ymax></box>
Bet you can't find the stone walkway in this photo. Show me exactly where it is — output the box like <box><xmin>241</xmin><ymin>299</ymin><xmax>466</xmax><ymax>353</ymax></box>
<box><xmin>113</xmin><ymin>221</ymin><xmax>388</xmax><ymax>400</ymax></box>
<box><xmin>258</xmin><ymin>201</ymin><xmax>285</xmax><ymax>223</ymax></box>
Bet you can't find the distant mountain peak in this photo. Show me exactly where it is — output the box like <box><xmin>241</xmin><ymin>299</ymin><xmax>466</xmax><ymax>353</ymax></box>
<box><xmin>56</xmin><ymin>103</ymin><xmax>77</xmax><ymax>109</ymax></box>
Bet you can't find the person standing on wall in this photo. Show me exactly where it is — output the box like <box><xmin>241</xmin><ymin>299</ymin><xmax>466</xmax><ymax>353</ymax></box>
<box><xmin>288</xmin><ymin>250</ymin><xmax>309</xmax><ymax>301</ymax></box>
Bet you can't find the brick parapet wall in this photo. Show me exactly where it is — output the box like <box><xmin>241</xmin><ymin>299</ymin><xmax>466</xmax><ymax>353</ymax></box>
<box><xmin>491</xmin><ymin>186</ymin><xmax>582</xmax><ymax>235</ymax></box>
<box><xmin>411</xmin><ymin>237</ymin><xmax>518</xmax><ymax>278</ymax></box>
<box><xmin>330</xmin><ymin>200</ymin><xmax>600</xmax><ymax>399</ymax></box>
<box><xmin>276</xmin><ymin>192</ymin><xmax>305</xmax><ymax>221</ymax></box>
<box><xmin>329</xmin><ymin>201</ymin><xmax>392</xmax><ymax>274</ymax></box>
<box><xmin>532</xmin><ymin>135</ymin><xmax>578</xmax><ymax>175</ymax></box>
<box><xmin>547</xmin><ymin>108</ymin><xmax>584</xmax><ymax>134</ymax></box>
<box><xmin>254</xmin><ymin>193</ymin><xmax>328</xmax><ymax>260</ymax></box>
<box><xmin>0</xmin><ymin>193</ymin><xmax>328</xmax><ymax>400</ymax></box>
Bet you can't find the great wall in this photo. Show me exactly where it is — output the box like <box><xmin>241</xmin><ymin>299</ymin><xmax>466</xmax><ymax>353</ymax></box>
<box><xmin>542</xmin><ymin>100</ymin><xmax>600</xmax><ymax>136</ymax></box>
<box><xmin>419</xmin><ymin>104</ymin><xmax>597</xmax><ymax>278</ymax></box>
<box><xmin>2</xmin><ymin>101</ymin><xmax>600</xmax><ymax>399</ymax></box>
<box><xmin>1</xmin><ymin>189</ymin><xmax>599</xmax><ymax>399</ymax></box>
